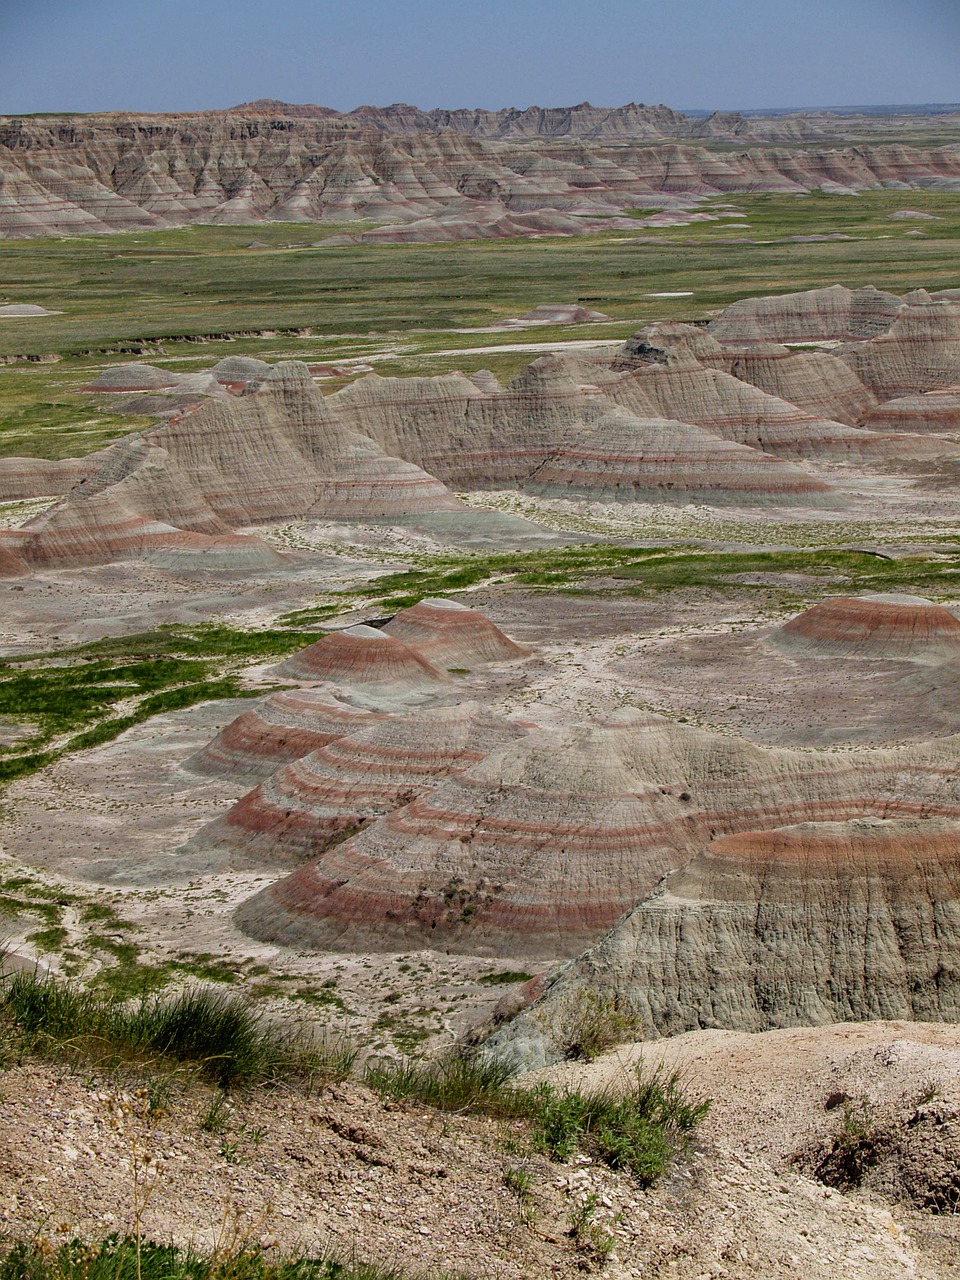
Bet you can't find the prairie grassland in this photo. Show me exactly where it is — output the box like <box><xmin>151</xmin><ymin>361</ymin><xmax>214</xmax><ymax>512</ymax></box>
<box><xmin>1</xmin><ymin>189</ymin><xmax>959</xmax><ymax>456</ymax></box>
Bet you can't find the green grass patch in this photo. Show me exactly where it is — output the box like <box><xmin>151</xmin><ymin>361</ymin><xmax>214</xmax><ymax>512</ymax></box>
<box><xmin>285</xmin><ymin>543</ymin><xmax>960</xmax><ymax>624</ymax></box>
<box><xmin>0</xmin><ymin>623</ymin><xmax>319</xmax><ymax>787</ymax></box>
<box><xmin>1</xmin><ymin>973</ymin><xmax>355</xmax><ymax>1089</ymax></box>
<box><xmin>0</xmin><ymin>1234</ymin><xmax>462</xmax><ymax>1280</ymax></box>
<box><xmin>365</xmin><ymin>1053</ymin><xmax>708</xmax><ymax>1186</ymax></box>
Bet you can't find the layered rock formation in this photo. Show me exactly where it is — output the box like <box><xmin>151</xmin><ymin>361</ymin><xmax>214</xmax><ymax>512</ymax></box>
<box><xmin>277</xmin><ymin>625</ymin><xmax>447</xmax><ymax>692</ymax></box>
<box><xmin>3</xmin><ymin>110</ymin><xmax>960</xmax><ymax>240</ymax></box>
<box><xmin>706</xmin><ymin>285</ymin><xmax>903</xmax><ymax>345</ymax></box>
<box><xmin>838</xmin><ymin>295</ymin><xmax>960</xmax><ymax>399</ymax></box>
<box><xmin>490</xmin><ymin>818</ymin><xmax>960</xmax><ymax>1067</ymax></box>
<box><xmin>197</xmin><ymin>702</ymin><xmax>528</xmax><ymax>867</ymax></box>
<box><xmin>0</xmin><ymin>453</ymin><xmax>108</xmax><ymax>501</ymax></box>
<box><xmin>187</xmin><ymin>685</ymin><xmax>386</xmax><ymax>783</ymax></box>
<box><xmin>5</xmin><ymin>284</ymin><xmax>960</xmax><ymax>573</ymax></box>
<box><xmin>861</xmin><ymin>387</ymin><xmax>960</xmax><ymax>434</ymax></box>
<box><xmin>382</xmin><ymin>599</ymin><xmax>529</xmax><ymax>666</ymax></box>
<box><xmin>772</xmin><ymin>594</ymin><xmax>960</xmax><ymax>661</ymax></box>
<box><xmin>235</xmin><ymin>711</ymin><xmax>960</xmax><ymax>959</ymax></box>
<box><xmin>0</xmin><ymin>363</ymin><xmax>466</xmax><ymax>569</ymax></box>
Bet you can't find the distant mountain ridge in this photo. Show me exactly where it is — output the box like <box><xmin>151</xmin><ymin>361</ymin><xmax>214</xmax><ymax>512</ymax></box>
<box><xmin>2</xmin><ymin>103</ymin><xmax>960</xmax><ymax>240</ymax></box>
<box><xmin>225</xmin><ymin>98</ymin><xmax>826</xmax><ymax>142</ymax></box>
<box><xmin>225</xmin><ymin>98</ymin><xmax>960</xmax><ymax>142</ymax></box>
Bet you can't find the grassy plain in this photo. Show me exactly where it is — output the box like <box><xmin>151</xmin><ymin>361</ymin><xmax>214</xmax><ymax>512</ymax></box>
<box><xmin>1</xmin><ymin>188</ymin><xmax>959</xmax><ymax>457</ymax></box>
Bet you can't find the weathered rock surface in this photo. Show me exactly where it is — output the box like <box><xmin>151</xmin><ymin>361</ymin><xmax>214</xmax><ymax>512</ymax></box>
<box><xmin>1</xmin><ymin>363</ymin><xmax>465</xmax><ymax>568</ymax></box>
<box><xmin>838</xmin><ymin>296</ymin><xmax>960</xmax><ymax>398</ymax></box>
<box><xmin>771</xmin><ymin>594</ymin><xmax>960</xmax><ymax>661</ymax></box>
<box><xmin>491</xmin><ymin>818</ymin><xmax>960</xmax><ymax>1067</ymax></box>
<box><xmin>6</xmin><ymin>285</ymin><xmax>960</xmax><ymax>572</ymax></box>
<box><xmin>84</xmin><ymin>364</ymin><xmax>179</xmax><ymax>391</ymax></box>
<box><xmin>0</xmin><ymin>453</ymin><xmax>109</xmax><ymax>501</ymax></box>
<box><xmin>236</xmin><ymin>711</ymin><xmax>960</xmax><ymax>959</ymax></box>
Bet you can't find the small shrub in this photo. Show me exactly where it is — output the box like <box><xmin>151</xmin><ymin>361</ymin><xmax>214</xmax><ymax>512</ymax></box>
<box><xmin>477</xmin><ymin>971</ymin><xmax>533</xmax><ymax>986</ymax></box>
<box><xmin>811</xmin><ymin>1096</ymin><xmax>882</xmax><ymax>1190</ymax></box>
<box><xmin>566</xmin><ymin>1190</ymin><xmax>619</xmax><ymax>1264</ymax></box>
<box><xmin>549</xmin><ymin>989</ymin><xmax>644</xmax><ymax>1062</ymax></box>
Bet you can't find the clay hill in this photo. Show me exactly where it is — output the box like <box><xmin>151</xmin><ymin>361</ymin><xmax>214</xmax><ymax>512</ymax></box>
<box><xmin>771</xmin><ymin>594</ymin><xmax>960</xmax><ymax>661</ymax></box>
<box><xmin>490</xmin><ymin>817</ymin><xmax>960</xmax><ymax>1069</ymax></box>
<box><xmin>185</xmin><ymin>601</ymin><xmax>533</xmax><ymax>865</ymax></box>
<box><xmin>2</xmin><ymin>106</ymin><xmax>960</xmax><ymax>239</ymax></box>
<box><xmin>234</xmin><ymin>705</ymin><xmax>960</xmax><ymax>959</ymax></box>
<box><xmin>4</xmin><ymin>285</ymin><xmax>960</xmax><ymax>574</ymax></box>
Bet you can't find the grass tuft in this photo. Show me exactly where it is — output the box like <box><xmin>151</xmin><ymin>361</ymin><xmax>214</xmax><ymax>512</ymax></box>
<box><xmin>0</xmin><ymin>1235</ymin><xmax>469</xmax><ymax>1280</ymax></box>
<box><xmin>365</xmin><ymin>1052</ymin><xmax>707</xmax><ymax>1186</ymax></box>
<box><xmin>1</xmin><ymin>973</ymin><xmax>355</xmax><ymax>1089</ymax></box>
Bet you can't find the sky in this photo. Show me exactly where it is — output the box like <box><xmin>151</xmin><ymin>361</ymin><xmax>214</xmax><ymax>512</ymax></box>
<box><xmin>0</xmin><ymin>0</ymin><xmax>957</xmax><ymax>116</ymax></box>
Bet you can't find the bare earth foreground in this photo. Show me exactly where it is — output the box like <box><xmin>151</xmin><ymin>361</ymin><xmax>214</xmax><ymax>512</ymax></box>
<box><xmin>2</xmin><ymin>279</ymin><xmax>960</xmax><ymax>1278</ymax></box>
<box><xmin>1</xmin><ymin>1022</ymin><xmax>959</xmax><ymax>1278</ymax></box>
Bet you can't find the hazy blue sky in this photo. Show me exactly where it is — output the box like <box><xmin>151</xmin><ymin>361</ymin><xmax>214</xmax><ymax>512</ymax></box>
<box><xmin>1</xmin><ymin>0</ymin><xmax>957</xmax><ymax>115</ymax></box>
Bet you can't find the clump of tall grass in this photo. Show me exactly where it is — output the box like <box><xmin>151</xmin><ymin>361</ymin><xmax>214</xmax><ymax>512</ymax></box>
<box><xmin>527</xmin><ymin>1068</ymin><xmax>709</xmax><ymax>1184</ymax></box>
<box><xmin>366</xmin><ymin>1052</ymin><xmax>708</xmax><ymax>1187</ymax></box>
<box><xmin>1</xmin><ymin>973</ymin><xmax>354</xmax><ymax>1088</ymax></box>
<box><xmin>0</xmin><ymin>1236</ymin><xmax>467</xmax><ymax>1280</ymax></box>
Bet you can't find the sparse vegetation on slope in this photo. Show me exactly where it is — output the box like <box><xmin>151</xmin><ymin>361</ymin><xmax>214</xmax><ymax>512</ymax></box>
<box><xmin>0</xmin><ymin>624</ymin><xmax>325</xmax><ymax>785</ymax></box>
<box><xmin>0</xmin><ymin>1235</ymin><xmax>467</xmax><ymax>1280</ymax></box>
<box><xmin>1</xmin><ymin>973</ymin><xmax>355</xmax><ymax>1088</ymax></box>
<box><xmin>3</xmin><ymin>971</ymin><xmax>706</xmax><ymax>1186</ymax></box>
<box><xmin>366</xmin><ymin>1053</ymin><xmax>708</xmax><ymax>1187</ymax></box>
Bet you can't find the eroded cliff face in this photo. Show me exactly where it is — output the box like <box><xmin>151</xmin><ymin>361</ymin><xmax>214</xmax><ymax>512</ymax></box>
<box><xmin>2</xmin><ymin>110</ymin><xmax>960</xmax><ymax>238</ymax></box>
<box><xmin>489</xmin><ymin>817</ymin><xmax>960</xmax><ymax>1069</ymax></box>
<box><xmin>5</xmin><ymin>285</ymin><xmax>960</xmax><ymax>574</ymax></box>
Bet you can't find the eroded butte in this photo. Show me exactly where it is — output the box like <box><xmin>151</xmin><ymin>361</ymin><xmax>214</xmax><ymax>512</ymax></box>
<box><xmin>3</xmin><ymin>280</ymin><xmax>960</xmax><ymax>1274</ymax></box>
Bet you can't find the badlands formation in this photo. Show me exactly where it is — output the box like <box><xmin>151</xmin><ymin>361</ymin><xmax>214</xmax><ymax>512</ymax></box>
<box><xmin>5</xmin><ymin>275</ymin><xmax>960</xmax><ymax>1275</ymax></box>
<box><xmin>2</xmin><ymin>103</ymin><xmax>960</xmax><ymax>240</ymax></box>
<box><xmin>4</xmin><ymin>285</ymin><xmax>960</xmax><ymax>572</ymax></box>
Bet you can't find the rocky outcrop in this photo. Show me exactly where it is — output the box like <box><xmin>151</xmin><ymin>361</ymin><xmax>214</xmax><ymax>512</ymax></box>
<box><xmin>522</xmin><ymin>407</ymin><xmax>832</xmax><ymax>503</ymax></box>
<box><xmin>3</xmin><ymin>112</ymin><xmax>960</xmax><ymax>240</ymax></box>
<box><xmin>195</xmin><ymin>703</ymin><xmax>528</xmax><ymax>866</ymax></box>
<box><xmin>84</xmin><ymin>364</ymin><xmax>179</xmax><ymax>392</ymax></box>
<box><xmin>771</xmin><ymin>594</ymin><xmax>960</xmax><ymax>662</ymax></box>
<box><xmin>605</xmin><ymin>338</ymin><xmax>922</xmax><ymax>462</ymax></box>
<box><xmin>490</xmin><ymin>818</ymin><xmax>960</xmax><ymax>1068</ymax></box>
<box><xmin>187</xmin><ymin>685</ymin><xmax>387</xmax><ymax>783</ymax></box>
<box><xmin>235</xmin><ymin>711</ymin><xmax>960</xmax><ymax>959</ymax></box>
<box><xmin>3</xmin><ymin>363</ymin><xmax>467</xmax><ymax>568</ymax></box>
<box><xmin>0</xmin><ymin>453</ymin><xmax>109</xmax><ymax>501</ymax></box>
